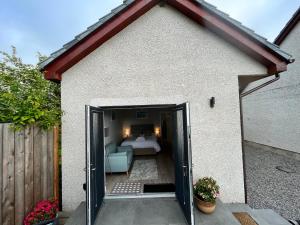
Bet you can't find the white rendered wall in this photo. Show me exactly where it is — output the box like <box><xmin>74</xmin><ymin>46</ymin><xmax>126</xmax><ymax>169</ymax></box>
<box><xmin>61</xmin><ymin>5</ymin><xmax>267</xmax><ymax>211</ymax></box>
<box><xmin>243</xmin><ymin>22</ymin><xmax>300</xmax><ymax>154</ymax></box>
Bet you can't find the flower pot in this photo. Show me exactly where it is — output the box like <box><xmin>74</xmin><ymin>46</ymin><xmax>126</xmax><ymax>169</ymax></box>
<box><xmin>34</xmin><ymin>215</ymin><xmax>59</xmax><ymax>225</ymax></box>
<box><xmin>194</xmin><ymin>196</ymin><xmax>216</xmax><ymax>214</ymax></box>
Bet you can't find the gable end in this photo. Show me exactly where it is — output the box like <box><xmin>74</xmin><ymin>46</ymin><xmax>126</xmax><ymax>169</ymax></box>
<box><xmin>40</xmin><ymin>0</ymin><xmax>293</xmax><ymax>81</ymax></box>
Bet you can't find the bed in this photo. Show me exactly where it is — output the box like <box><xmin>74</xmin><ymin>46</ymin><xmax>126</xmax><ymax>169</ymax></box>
<box><xmin>121</xmin><ymin>124</ymin><xmax>161</xmax><ymax>155</ymax></box>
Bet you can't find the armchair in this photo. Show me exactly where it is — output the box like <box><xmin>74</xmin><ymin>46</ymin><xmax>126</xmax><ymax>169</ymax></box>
<box><xmin>105</xmin><ymin>143</ymin><xmax>133</xmax><ymax>175</ymax></box>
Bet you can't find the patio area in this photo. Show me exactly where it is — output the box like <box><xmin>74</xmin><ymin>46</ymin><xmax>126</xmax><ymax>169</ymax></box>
<box><xmin>64</xmin><ymin>197</ymin><xmax>291</xmax><ymax>225</ymax></box>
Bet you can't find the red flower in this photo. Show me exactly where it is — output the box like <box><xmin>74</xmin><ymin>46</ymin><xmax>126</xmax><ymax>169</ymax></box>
<box><xmin>24</xmin><ymin>199</ymin><xmax>58</xmax><ymax>225</ymax></box>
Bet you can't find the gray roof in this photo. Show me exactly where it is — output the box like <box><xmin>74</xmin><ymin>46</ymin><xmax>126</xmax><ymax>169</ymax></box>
<box><xmin>195</xmin><ymin>0</ymin><xmax>293</xmax><ymax>61</ymax></box>
<box><xmin>39</xmin><ymin>0</ymin><xmax>293</xmax><ymax>70</ymax></box>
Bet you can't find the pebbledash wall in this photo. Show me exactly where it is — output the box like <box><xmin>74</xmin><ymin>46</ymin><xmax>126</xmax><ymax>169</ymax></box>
<box><xmin>61</xmin><ymin>5</ymin><xmax>267</xmax><ymax>211</ymax></box>
<box><xmin>243</xmin><ymin>22</ymin><xmax>300</xmax><ymax>154</ymax></box>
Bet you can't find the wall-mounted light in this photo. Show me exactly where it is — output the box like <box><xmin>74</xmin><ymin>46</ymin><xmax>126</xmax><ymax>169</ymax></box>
<box><xmin>209</xmin><ymin>97</ymin><xmax>215</xmax><ymax>108</ymax></box>
<box><xmin>155</xmin><ymin>127</ymin><xmax>160</xmax><ymax>137</ymax></box>
<box><xmin>124</xmin><ymin>128</ymin><xmax>130</xmax><ymax>138</ymax></box>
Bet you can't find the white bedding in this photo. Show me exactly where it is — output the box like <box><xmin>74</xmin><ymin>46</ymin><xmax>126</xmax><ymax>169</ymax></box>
<box><xmin>121</xmin><ymin>136</ymin><xmax>161</xmax><ymax>152</ymax></box>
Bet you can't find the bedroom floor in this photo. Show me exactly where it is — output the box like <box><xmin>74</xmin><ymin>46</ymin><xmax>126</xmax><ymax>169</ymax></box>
<box><xmin>105</xmin><ymin>150</ymin><xmax>175</xmax><ymax>194</ymax></box>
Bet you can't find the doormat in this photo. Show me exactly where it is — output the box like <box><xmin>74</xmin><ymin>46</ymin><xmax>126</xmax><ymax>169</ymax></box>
<box><xmin>144</xmin><ymin>183</ymin><xmax>175</xmax><ymax>193</ymax></box>
<box><xmin>111</xmin><ymin>182</ymin><xmax>142</xmax><ymax>194</ymax></box>
<box><xmin>233</xmin><ymin>212</ymin><xmax>258</xmax><ymax>225</ymax></box>
<box><xmin>129</xmin><ymin>159</ymin><xmax>158</xmax><ymax>181</ymax></box>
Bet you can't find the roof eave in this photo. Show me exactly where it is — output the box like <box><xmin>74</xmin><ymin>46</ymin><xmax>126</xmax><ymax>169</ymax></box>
<box><xmin>42</xmin><ymin>0</ymin><xmax>292</xmax><ymax>82</ymax></box>
<box><xmin>274</xmin><ymin>7</ymin><xmax>300</xmax><ymax>45</ymax></box>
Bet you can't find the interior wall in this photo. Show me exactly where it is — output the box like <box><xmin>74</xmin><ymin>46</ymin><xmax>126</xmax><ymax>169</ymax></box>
<box><xmin>103</xmin><ymin>110</ymin><xmax>122</xmax><ymax>145</ymax></box>
<box><xmin>161</xmin><ymin>111</ymin><xmax>173</xmax><ymax>144</ymax></box>
<box><xmin>120</xmin><ymin>108</ymin><xmax>161</xmax><ymax>136</ymax></box>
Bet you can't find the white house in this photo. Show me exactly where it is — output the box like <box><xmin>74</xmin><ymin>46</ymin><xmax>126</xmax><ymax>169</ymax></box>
<box><xmin>242</xmin><ymin>8</ymin><xmax>300</xmax><ymax>154</ymax></box>
<box><xmin>39</xmin><ymin>1</ymin><xmax>293</xmax><ymax>224</ymax></box>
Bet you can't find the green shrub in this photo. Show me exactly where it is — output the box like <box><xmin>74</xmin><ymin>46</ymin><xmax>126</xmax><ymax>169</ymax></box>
<box><xmin>0</xmin><ymin>47</ymin><xmax>61</xmax><ymax>130</ymax></box>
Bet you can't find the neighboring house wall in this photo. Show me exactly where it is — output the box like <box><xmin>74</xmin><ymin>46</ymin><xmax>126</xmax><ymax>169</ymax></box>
<box><xmin>61</xmin><ymin>5</ymin><xmax>266</xmax><ymax>211</ymax></box>
<box><xmin>243</xmin><ymin>21</ymin><xmax>300</xmax><ymax>154</ymax></box>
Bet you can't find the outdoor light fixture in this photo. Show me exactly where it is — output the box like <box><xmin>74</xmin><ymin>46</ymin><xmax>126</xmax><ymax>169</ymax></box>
<box><xmin>210</xmin><ymin>97</ymin><xmax>215</xmax><ymax>108</ymax></box>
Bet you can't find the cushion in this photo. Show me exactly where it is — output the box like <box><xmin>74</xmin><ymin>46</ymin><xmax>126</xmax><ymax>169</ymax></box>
<box><xmin>136</xmin><ymin>136</ymin><xmax>146</xmax><ymax>142</ymax></box>
<box><xmin>105</xmin><ymin>143</ymin><xmax>117</xmax><ymax>154</ymax></box>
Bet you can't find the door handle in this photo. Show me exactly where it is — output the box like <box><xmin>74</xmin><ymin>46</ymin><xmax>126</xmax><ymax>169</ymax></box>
<box><xmin>182</xmin><ymin>165</ymin><xmax>187</xmax><ymax>176</ymax></box>
<box><xmin>91</xmin><ymin>167</ymin><xmax>96</xmax><ymax>171</ymax></box>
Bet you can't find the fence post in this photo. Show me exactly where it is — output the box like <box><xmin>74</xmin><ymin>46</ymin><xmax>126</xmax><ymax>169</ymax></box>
<box><xmin>2</xmin><ymin>123</ymin><xmax>15</xmax><ymax>225</ymax></box>
<box><xmin>15</xmin><ymin>129</ymin><xmax>25</xmax><ymax>225</ymax></box>
<box><xmin>53</xmin><ymin>126</ymin><xmax>59</xmax><ymax>202</ymax></box>
<box><xmin>24</xmin><ymin>126</ymin><xmax>34</xmax><ymax>216</ymax></box>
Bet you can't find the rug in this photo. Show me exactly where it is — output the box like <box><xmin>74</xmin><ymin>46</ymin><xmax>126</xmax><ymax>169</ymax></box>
<box><xmin>144</xmin><ymin>183</ymin><xmax>175</xmax><ymax>193</ymax></box>
<box><xmin>233</xmin><ymin>212</ymin><xmax>258</xmax><ymax>225</ymax></box>
<box><xmin>111</xmin><ymin>182</ymin><xmax>142</xmax><ymax>194</ymax></box>
<box><xmin>129</xmin><ymin>159</ymin><xmax>158</xmax><ymax>181</ymax></box>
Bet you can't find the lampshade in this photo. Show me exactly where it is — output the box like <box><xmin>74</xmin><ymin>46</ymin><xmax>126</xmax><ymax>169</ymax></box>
<box><xmin>155</xmin><ymin>127</ymin><xmax>160</xmax><ymax>136</ymax></box>
<box><xmin>124</xmin><ymin>128</ymin><xmax>130</xmax><ymax>137</ymax></box>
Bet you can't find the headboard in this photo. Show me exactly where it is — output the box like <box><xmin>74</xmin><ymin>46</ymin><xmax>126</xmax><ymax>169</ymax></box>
<box><xmin>131</xmin><ymin>124</ymin><xmax>154</xmax><ymax>137</ymax></box>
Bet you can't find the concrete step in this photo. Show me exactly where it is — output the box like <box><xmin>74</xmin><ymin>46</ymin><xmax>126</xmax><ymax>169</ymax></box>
<box><xmin>195</xmin><ymin>199</ymin><xmax>241</xmax><ymax>225</ymax></box>
<box><xmin>251</xmin><ymin>209</ymin><xmax>291</xmax><ymax>225</ymax></box>
<box><xmin>225</xmin><ymin>203</ymin><xmax>253</xmax><ymax>213</ymax></box>
<box><xmin>58</xmin><ymin>211</ymin><xmax>71</xmax><ymax>225</ymax></box>
<box><xmin>64</xmin><ymin>202</ymin><xmax>86</xmax><ymax>225</ymax></box>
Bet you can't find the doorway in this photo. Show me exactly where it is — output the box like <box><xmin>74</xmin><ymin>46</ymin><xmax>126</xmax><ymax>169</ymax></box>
<box><xmin>85</xmin><ymin>103</ymin><xmax>194</xmax><ymax>225</ymax></box>
<box><xmin>103</xmin><ymin>107</ymin><xmax>175</xmax><ymax>195</ymax></box>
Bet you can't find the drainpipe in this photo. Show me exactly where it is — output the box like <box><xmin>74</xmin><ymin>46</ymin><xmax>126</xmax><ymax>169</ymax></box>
<box><xmin>240</xmin><ymin>74</ymin><xmax>280</xmax><ymax>97</ymax></box>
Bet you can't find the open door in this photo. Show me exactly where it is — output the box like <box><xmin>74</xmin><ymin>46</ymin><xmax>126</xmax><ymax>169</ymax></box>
<box><xmin>173</xmin><ymin>103</ymin><xmax>194</xmax><ymax>225</ymax></box>
<box><xmin>85</xmin><ymin>105</ymin><xmax>105</xmax><ymax>225</ymax></box>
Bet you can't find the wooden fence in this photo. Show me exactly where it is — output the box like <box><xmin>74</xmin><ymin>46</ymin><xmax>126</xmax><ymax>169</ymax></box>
<box><xmin>0</xmin><ymin>123</ymin><xmax>59</xmax><ymax>225</ymax></box>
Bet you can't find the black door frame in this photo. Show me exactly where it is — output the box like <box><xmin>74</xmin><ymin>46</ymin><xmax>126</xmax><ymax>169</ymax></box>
<box><xmin>173</xmin><ymin>102</ymin><xmax>194</xmax><ymax>225</ymax></box>
<box><xmin>86</xmin><ymin>105</ymin><xmax>105</xmax><ymax>225</ymax></box>
<box><xmin>86</xmin><ymin>103</ymin><xmax>194</xmax><ymax>225</ymax></box>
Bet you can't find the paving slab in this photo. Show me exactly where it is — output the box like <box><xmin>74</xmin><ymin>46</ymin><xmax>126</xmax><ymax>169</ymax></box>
<box><xmin>195</xmin><ymin>200</ymin><xmax>241</xmax><ymax>225</ymax></box>
<box><xmin>63</xmin><ymin>198</ymin><xmax>292</xmax><ymax>225</ymax></box>
<box><xmin>95</xmin><ymin>198</ymin><xmax>187</xmax><ymax>225</ymax></box>
<box><xmin>225</xmin><ymin>203</ymin><xmax>253</xmax><ymax>213</ymax></box>
<box><xmin>251</xmin><ymin>209</ymin><xmax>291</xmax><ymax>225</ymax></box>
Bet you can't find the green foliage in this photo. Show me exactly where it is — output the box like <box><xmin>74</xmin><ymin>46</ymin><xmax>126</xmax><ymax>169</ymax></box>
<box><xmin>193</xmin><ymin>177</ymin><xmax>220</xmax><ymax>203</ymax></box>
<box><xmin>0</xmin><ymin>47</ymin><xmax>61</xmax><ymax>130</ymax></box>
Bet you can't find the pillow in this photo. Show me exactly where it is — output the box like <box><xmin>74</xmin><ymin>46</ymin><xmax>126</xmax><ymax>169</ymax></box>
<box><xmin>136</xmin><ymin>136</ymin><xmax>146</xmax><ymax>142</ymax></box>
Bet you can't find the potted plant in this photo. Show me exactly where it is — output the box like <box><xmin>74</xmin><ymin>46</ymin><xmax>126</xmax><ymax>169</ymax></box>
<box><xmin>193</xmin><ymin>177</ymin><xmax>220</xmax><ymax>214</ymax></box>
<box><xmin>24</xmin><ymin>199</ymin><xmax>59</xmax><ymax>225</ymax></box>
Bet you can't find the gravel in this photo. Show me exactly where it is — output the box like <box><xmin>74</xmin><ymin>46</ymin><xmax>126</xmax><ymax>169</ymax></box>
<box><xmin>244</xmin><ymin>141</ymin><xmax>300</xmax><ymax>220</ymax></box>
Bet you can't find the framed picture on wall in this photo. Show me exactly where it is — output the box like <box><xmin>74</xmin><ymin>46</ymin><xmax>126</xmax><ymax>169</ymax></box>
<box><xmin>136</xmin><ymin>111</ymin><xmax>148</xmax><ymax>119</ymax></box>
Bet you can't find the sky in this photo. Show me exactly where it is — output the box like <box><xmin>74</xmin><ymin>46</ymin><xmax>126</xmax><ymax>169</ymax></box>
<box><xmin>0</xmin><ymin>0</ymin><xmax>299</xmax><ymax>65</ymax></box>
